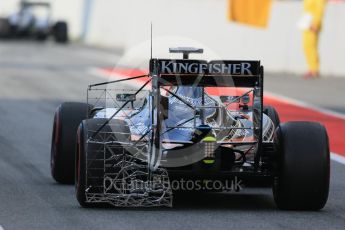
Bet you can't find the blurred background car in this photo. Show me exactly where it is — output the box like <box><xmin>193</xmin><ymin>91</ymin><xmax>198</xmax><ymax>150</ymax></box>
<box><xmin>0</xmin><ymin>0</ymin><xmax>68</xmax><ymax>43</ymax></box>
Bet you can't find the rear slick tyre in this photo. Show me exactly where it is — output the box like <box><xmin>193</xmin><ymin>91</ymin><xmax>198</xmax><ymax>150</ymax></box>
<box><xmin>51</xmin><ymin>102</ymin><xmax>91</xmax><ymax>184</ymax></box>
<box><xmin>273</xmin><ymin>122</ymin><xmax>330</xmax><ymax>210</ymax></box>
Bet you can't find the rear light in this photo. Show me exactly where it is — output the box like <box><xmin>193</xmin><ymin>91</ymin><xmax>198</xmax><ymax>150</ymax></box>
<box><xmin>203</xmin><ymin>136</ymin><xmax>216</xmax><ymax>164</ymax></box>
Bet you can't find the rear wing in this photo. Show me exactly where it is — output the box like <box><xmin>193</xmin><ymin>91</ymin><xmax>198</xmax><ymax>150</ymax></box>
<box><xmin>150</xmin><ymin>59</ymin><xmax>262</xmax><ymax>87</ymax></box>
<box><xmin>150</xmin><ymin>58</ymin><xmax>265</xmax><ymax>169</ymax></box>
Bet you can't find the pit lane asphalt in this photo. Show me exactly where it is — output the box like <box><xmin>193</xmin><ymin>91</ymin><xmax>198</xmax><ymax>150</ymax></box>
<box><xmin>0</xmin><ymin>41</ymin><xmax>344</xmax><ymax>230</ymax></box>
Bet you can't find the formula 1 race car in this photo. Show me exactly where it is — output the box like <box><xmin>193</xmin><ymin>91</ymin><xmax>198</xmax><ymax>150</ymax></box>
<box><xmin>51</xmin><ymin>47</ymin><xmax>330</xmax><ymax>210</ymax></box>
<box><xmin>0</xmin><ymin>1</ymin><xmax>68</xmax><ymax>43</ymax></box>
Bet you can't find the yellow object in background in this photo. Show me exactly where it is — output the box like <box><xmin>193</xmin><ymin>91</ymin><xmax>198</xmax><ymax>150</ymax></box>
<box><xmin>228</xmin><ymin>0</ymin><xmax>273</xmax><ymax>28</ymax></box>
<box><xmin>303</xmin><ymin>0</ymin><xmax>326</xmax><ymax>31</ymax></box>
<box><xmin>302</xmin><ymin>0</ymin><xmax>326</xmax><ymax>74</ymax></box>
<box><xmin>303</xmin><ymin>30</ymin><xmax>320</xmax><ymax>73</ymax></box>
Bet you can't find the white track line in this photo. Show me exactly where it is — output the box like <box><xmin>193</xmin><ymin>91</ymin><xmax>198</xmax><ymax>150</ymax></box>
<box><xmin>331</xmin><ymin>153</ymin><xmax>345</xmax><ymax>165</ymax></box>
<box><xmin>88</xmin><ymin>67</ymin><xmax>345</xmax><ymax>165</ymax></box>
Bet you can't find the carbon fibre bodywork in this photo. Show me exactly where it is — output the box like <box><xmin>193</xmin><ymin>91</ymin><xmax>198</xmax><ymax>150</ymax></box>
<box><xmin>93</xmin><ymin>86</ymin><xmax>275</xmax><ymax>169</ymax></box>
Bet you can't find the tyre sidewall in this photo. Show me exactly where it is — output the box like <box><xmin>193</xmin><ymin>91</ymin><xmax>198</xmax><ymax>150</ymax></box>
<box><xmin>273</xmin><ymin>122</ymin><xmax>330</xmax><ymax>210</ymax></box>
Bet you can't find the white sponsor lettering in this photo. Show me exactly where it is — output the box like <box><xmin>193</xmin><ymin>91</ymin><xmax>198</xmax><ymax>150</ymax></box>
<box><xmin>160</xmin><ymin>61</ymin><xmax>253</xmax><ymax>75</ymax></box>
<box><xmin>241</xmin><ymin>62</ymin><xmax>253</xmax><ymax>75</ymax></box>
<box><xmin>179</xmin><ymin>62</ymin><xmax>188</xmax><ymax>73</ymax></box>
<box><xmin>212</xmin><ymin>63</ymin><xmax>221</xmax><ymax>73</ymax></box>
<box><xmin>188</xmin><ymin>63</ymin><xmax>199</xmax><ymax>74</ymax></box>
<box><xmin>199</xmin><ymin>63</ymin><xmax>208</xmax><ymax>74</ymax></box>
<box><xmin>173</xmin><ymin>62</ymin><xmax>179</xmax><ymax>73</ymax></box>
<box><xmin>161</xmin><ymin>61</ymin><xmax>173</xmax><ymax>74</ymax></box>
<box><xmin>232</xmin><ymin>64</ymin><xmax>241</xmax><ymax>74</ymax></box>
<box><xmin>221</xmin><ymin>64</ymin><xmax>229</xmax><ymax>74</ymax></box>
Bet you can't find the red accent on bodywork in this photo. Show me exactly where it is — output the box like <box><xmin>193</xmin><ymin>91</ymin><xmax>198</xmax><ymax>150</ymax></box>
<box><xmin>54</xmin><ymin>106</ymin><xmax>61</xmax><ymax>144</ymax></box>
